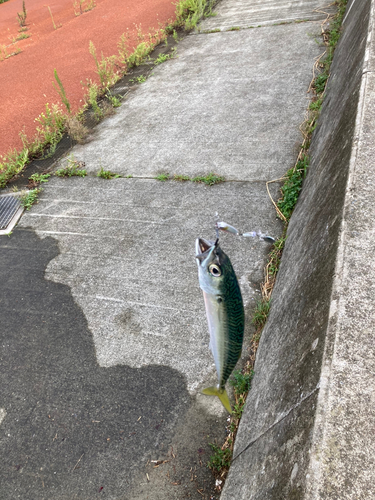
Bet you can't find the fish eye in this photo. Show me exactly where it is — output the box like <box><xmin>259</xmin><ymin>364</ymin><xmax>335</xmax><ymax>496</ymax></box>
<box><xmin>209</xmin><ymin>264</ymin><xmax>222</xmax><ymax>277</ymax></box>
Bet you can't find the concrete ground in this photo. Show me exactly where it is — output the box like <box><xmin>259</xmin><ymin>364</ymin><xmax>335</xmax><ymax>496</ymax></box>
<box><xmin>0</xmin><ymin>1</ymin><xmax>330</xmax><ymax>498</ymax></box>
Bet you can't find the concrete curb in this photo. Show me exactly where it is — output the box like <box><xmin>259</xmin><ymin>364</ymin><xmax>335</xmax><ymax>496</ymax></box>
<box><xmin>222</xmin><ymin>0</ymin><xmax>375</xmax><ymax>498</ymax></box>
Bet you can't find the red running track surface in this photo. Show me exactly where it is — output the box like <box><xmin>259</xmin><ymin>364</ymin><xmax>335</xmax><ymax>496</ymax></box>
<box><xmin>0</xmin><ymin>0</ymin><xmax>176</xmax><ymax>157</ymax></box>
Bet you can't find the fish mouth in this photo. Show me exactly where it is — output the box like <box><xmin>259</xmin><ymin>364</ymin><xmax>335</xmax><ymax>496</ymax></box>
<box><xmin>195</xmin><ymin>238</ymin><xmax>213</xmax><ymax>256</ymax></box>
<box><xmin>195</xmin><ymin>238</ymin><xmax>218</xmax><ymax>263</ymax></box>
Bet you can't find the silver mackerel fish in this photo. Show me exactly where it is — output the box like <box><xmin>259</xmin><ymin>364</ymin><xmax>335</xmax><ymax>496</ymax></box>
<box><xmin>196</xmin><ymin>237</ymin><xmax>244</xmax><ymax>413</ymax></box>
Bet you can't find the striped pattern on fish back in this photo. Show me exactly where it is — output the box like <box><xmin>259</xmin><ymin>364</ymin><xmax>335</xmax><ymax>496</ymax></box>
<box><xmin>219</xmin><ymin>257</ymin><xmax>245</xmax><ymax>387</ymax></box>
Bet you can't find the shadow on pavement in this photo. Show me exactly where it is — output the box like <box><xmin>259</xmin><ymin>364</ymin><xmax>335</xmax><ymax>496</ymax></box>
<box><xmin>0</xmin><ymin>228</ymin><xmax>190</xmax><ymax>499</ymax></box>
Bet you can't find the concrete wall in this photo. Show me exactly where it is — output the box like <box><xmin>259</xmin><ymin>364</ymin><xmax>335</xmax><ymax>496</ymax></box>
<box><xmin>222</xmin><ymin>0</ymin><xmax>375</xmax><ymax>498</ymax></box>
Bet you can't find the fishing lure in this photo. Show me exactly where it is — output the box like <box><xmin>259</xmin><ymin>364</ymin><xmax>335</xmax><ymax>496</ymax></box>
<box><xmin>215</xmin><ymin>221</ymin><xmax>275</xmax><ymax>244</ymax></box>
<box><xmin>196</xmin><ymin>237</ymin><xmax>244</xmax><ymax>413</ymax></box>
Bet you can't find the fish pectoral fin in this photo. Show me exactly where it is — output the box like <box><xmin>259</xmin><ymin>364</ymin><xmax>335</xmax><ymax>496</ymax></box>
<box><xmin>202</xmin><ymin>386</ymin><xmax>232</xmax><ymax>414</ymax></box>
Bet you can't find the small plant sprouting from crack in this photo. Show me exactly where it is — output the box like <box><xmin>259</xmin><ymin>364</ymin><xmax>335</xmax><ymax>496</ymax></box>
<box><xmin>207</xmin><ymin>443</ymin><xmax>232</xmax><ymax>472</ymax></box>
<box><xmin>20</xmin><ymin>188</ymin><xmax>42</xmax><ymax>210</ymax></box>
<box><xmin>173</xmin><ymin>174</ymin><xmax>191</xmax><ymax>181</ymax></box>
<box><xmin>129</xmin><ymin>75</ymin><xmax>147</xmax><ymax>84</ymax></box>
<box><xmin>97</xmin><ymin>167</ymin><xmax>121</xmax><ymax>179</ymax></box>
<box><xmin>252</xmin><ymin>299</ymin><xmax>271</xmax><ymax>330</ymax></box>
<box><xmin>277</xmin><ymin>155</ymin><xmax>308</xmax><ymax>220</ymax></box>
<box><xmin>155</xmin><ymin>172</ymin><xmax>225</xmax><ymax>185</ymax></box>
<box><xmin>55</xmin><ymin>156</ymin><xmax>87</xmax><ymax>177</ymax></box>
<box><xmin>175</xmin><ymin>0</ymin><xmax>217</xmax><ymax>31</ymax></box>
<box><xmin>106</xmin><ymin>92</ymin><xmax>121</xmax><ymax>108</ymax></box>
<box><xmin>154</xmin><ymin>51</ymin><xmax>175</xmax><ymax>65</ymax></box>
<box><xmin>155</xmin><ymin>173</ymin><xmax>170</xmax><ymax>181</ymax></box>
<box><xmin>192</xmin><ymin>172</ymin><xmax>225</xmax><ymax>185</ymax></box>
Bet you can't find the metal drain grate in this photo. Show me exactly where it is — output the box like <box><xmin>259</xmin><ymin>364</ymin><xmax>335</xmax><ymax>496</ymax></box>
<box><xmin>0</xmin><ymin>195</ymin><xmax>23</xmax><ymax>234</ymax></box>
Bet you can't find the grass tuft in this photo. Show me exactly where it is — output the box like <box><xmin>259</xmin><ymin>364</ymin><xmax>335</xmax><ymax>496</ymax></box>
<box><xmin>155</xmin><ymin>172</ymin><xmax>170</xmax><ymax>181</ymax></box>
<box><xmin>207</xmin><ymin>443</ymin><xmax>232</xmax><ymax>472</ymax></box>
<box><xmin>20</xmin><ymin>188</ymin><xmax>42</xmax><ymax>210</ymax></box>
<box><xmin>175</xmin><ymin>0</ymin><xmax>216</xmax><ymax>30</ymax></box>
<box><xmin>97</xmin><ymin>167</ymin><xmax>121</xmax><ymax>179</ymax></box>
<box><xmin>29</xmin><ymin>173</ymin><xmax>50</xmax><ymax>184</ymax></box>
<box><xmin>55</xmin><ymin>156</ymin><xmax>86</xmax><ymax>177</ymax></box>
<box><xmin>173</xmin><ymin>174</ymin><xmax>191</xmax><ymax>181</ymax></box>
<box><xmin>192</xmin><ymin>172</ymin><xmax>225</xmax><ymax>185</ymax></box>
<box><xmin>251</xmin><ymin>299</ymin><xmax>271</xmax><ymax>329</ymax></box>
<box><xmin>277</xmin><ymin>154</ymin><xmax>308</xmax><ymax>220</ymax></box>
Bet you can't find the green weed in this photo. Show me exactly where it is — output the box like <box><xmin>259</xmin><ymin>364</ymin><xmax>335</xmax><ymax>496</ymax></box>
<box><xmin>173</xmin><ymin>174</ymin><xmax>191</xmax><ymax>181</ymax></box>
<box><xmin>86</xmin><ymin>81</ymin><xmax>103</xmax><ymax>121</ymax></box>
<box><xmin>29</xmin><ymin>173</ymin><xmax>51</xmax><ymax>184</ymax></box>
<box><xmin>117</xmin><ymin>32</ymin><xmax>131</xmax><ymax>65</ymax></box>
<box><xmin>106</xmin><ymin>92</ymin><xmax>121</xmax><ymax>107</ymax></box>
<box><xmin>175</xmin><ymin>0</ymin><xmax>216</xmax><ymax>30</ymax></box>
<box><xmin>54</xmin><ymin>69</ymin><xmax>71</xmax><ymax>113</ymax></box>
<box><xmin>15</xmin><ymin>32</ymin><xmax>30</xmax><ymax>41</ymax></box>
<box><xmin>252</xmin><ymin>299</ymin><xmax>271</xmax><ymax>329</ymax></box>
<box><xmin>228</xmin><ymin>26</ymin><xmax>240</xmax><ymax>31</ymax></box>
<box><xmin>309</xmin><ymin>98</ymin><xmax>323</xmax><ymax>111</ymax></box>
<box><xmin>208</xmin><ymin>442</ymin><xmax>232</xmax><ymax>472</ymax></box>
<box><xmin>130</xmin><ymin>75</ymin><xmax>146</xmax><ymax>84</ymax></box>
<box><xmin>155</xmin><ymin>173</ymin><xmax>170</xmax><ymax>181</ymax></box>
<box><xmin>266</xmin><ymin>236</ymin><xmax>286</xmax><ymax>277</ymax></box>
<box><xmin>55</xmin><ymin>157</ymin><xmax>86</xmax><ymax>177</ymax></box>
<box><xmin>229</xmin><ymin>370</ymin><xmax>253</xmax><ymax>396</ymax></box>
<box><xmin>97</xmin><ymin>167</ymin><xmax>121</xmax><ymax>179</ymax></box>
<box><xmin>127</xmin><ymin>42</ymin><xmax>152</xmax><ymax>68</ymax></box>
<box><xmin>154</xmin><ymin>52</ymin><xmax>172</xmax><ymax>65</ymax></box>
<box><xmin>314</xmin><ymin>73</ymin><xmax>329</xmax><ymax>94</ymax></box>
<box><xmin>277</xmin><ymin>155</ymin><xmax>308</xmax><ymax>220</ymax></box>
<box><xmin>20</xmin><ymin>188</ymin><xmax>42</xmax><ymax>210</ymax></box>
<box><xmin>192</xmin><ymin>172</ymin><xmax>225</xmax><ymax>185</ymax></box>
<box><xmin>35</xmin><ymin>103</ymin><xmax>66</xmax><ymax>157</ymax></box>
<box><xmin>89</xmin><ymin>41</ymin><xmax>119</xmax><ymax>90</ymax></box>
<box><xmin>17</xmin><ymin>1</ymin><xmax>27</xmax><ymax>27</ymax></box>
<box><xmin>0</xmin><ymin>149</ymin><xmax>29</xmax><ymax>188</ymax></box>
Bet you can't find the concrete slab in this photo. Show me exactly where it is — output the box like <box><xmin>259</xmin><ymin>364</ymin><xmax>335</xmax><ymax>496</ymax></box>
<box><xmin>66</xmin><ymin>22</ymin><xmax>321</xmax><ymax>181</ymax></box>
<box><xmin>19</xmin><ymin>177</ymin><xmax>282</xmax><ymax>392</ymax></box>
<box><xmin>199</xmin><ymin>0</ymin><xmax>336</xmax><ymax>31</ymax></box>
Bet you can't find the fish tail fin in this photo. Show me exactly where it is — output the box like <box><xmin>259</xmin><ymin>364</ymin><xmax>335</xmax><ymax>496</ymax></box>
<box><xmin>202</xmin><ymin>386</ymin><xmax>232</xmax><ymax>414</ymax></box>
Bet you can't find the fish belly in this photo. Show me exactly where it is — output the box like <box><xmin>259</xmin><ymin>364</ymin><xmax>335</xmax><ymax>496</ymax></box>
<box><xmin>203</xmin><ymin>291</ymin><xmax>244</xmax><ymax>387</ymax></box>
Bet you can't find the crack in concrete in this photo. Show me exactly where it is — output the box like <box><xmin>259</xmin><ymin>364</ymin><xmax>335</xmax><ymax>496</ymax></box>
<box><xmin>232</xmin><ymin>386</ymin><xmax>319</xmax><ymax>463</ymax></box>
